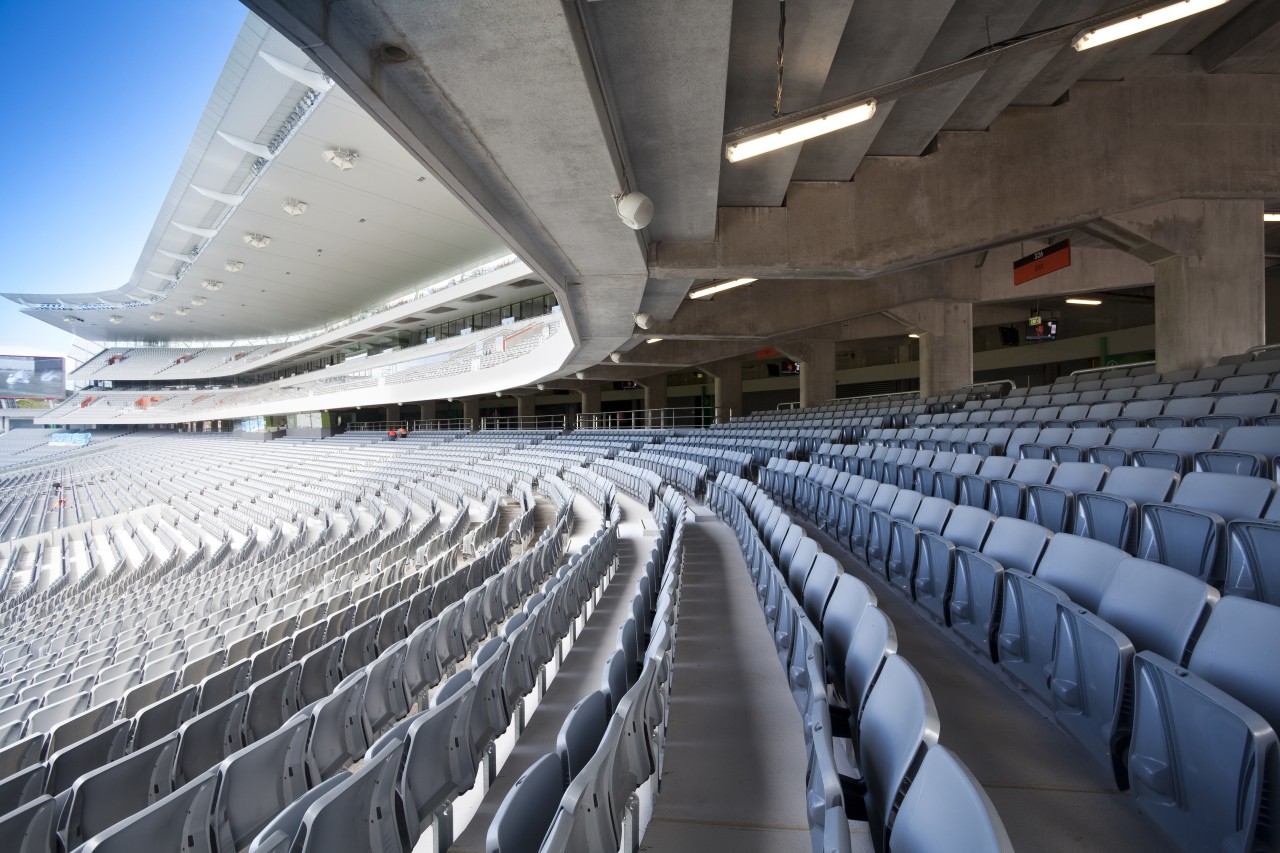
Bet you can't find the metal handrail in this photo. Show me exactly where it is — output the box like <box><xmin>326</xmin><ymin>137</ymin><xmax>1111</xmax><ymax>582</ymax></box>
<box><xmin>345</xmin><ymin>421</ymin><xmax>410</xmax><ymax>432</ymax></box>
<box><xmin>410</xmin><ymin>418</ymin><xmax>474</xmax><ymax>431</ymax></box>
<box><xmin>1070</xmin><ymin>360</ymin><xmax>1155</xmax><ymax>378</ymax></box>
<box><xmin>480</xmin><ymin>414</ymin><xmax>566</xmax><ymax>431</ymax></box>
<box><xmin>576</xmin><ymin>406</ymin><xmax>729</xmax><ymax>430</ymax></box>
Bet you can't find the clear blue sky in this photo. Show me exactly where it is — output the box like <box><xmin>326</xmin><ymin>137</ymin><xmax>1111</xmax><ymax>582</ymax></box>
<box><xmin>0</xmin><ymin>0</ymin><xmax>247</xmax><ymax>359</ymax></box>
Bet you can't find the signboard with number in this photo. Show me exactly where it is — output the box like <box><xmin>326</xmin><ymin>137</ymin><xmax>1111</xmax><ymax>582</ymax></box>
<box><xmin>1014</xmin><ymin>239</ymin><xmax>1071</xmax><ymax>286</ymax></box>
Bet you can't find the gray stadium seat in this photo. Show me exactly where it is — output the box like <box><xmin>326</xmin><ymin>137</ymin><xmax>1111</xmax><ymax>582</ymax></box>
<box><xmin>888</xmin><ymin>745</ymin><xmax>1014</xmax><ymax>853</ymax></box>
<box><xmin>0</xmin><ymin>763</ymin><xmax>46</xmax><ymax>816</ymax></box>
<box><xmin>362</xmin><ymin>639</ymin><xmax>410</xmax><ymax>735</ymax></box>
<box><xmin>1050</xmin><ymin>558</ymin><xmax>1218</xmax><ymax>786</ymax></box>
<box><xmin>856</xmin><ymin>655</ymin><xmax>940</xmax><ymax>850</ymax></box>
<box><xmin>915</xmin><ymin>506</ymin><xmax>993</xmax><ymax>625</ymax></box>
<box><xmin>175</xmin><ymin>693</ymin><xmax>247</xmax><ymax>786</ymax></box>
<box><xmin>951</xmin><ymin>517</ymin><xmax>1052</xmax><ymax>661</ymax></box>
<box><xmin>59</xmin><ymin>731</ymin><xmax>179</xmax><ymax>850</ymax></box>
<box><xmin>1131</xmin><ymin>426</ymin><xmax>1221</xmax><ymax>474</ymax></box>
<box><xmin>986</xmin><ymin>459</ymin><xmax>1055</xmax><ymax>519</ymax></box>
<box><xmin>0</xmin><ymin>794</ymin><xmax>57</xmax><ymax>853</ymax></box>
<box><xmin>211</xmin><ymin>711</ymin><xmax>312</xmax><ymax>853</ymax></box>
<box><xmin>886</xmin><ymin>496</ymin><xmax>951</xmax><ymax>596</ymax></box>
<box><xmin>396</xmin><ymin>671</ymin><xmax>477</xmax><ymax>847</ymax></box>
<box><xmin>197</xmin><ymin>659</ymin><xmax>250</xmax><ymax>712</ymax></box>
<box><xmin>1193</xmin><ymin>425</ymin><xmax>1280</xmax><ymax>478</ymax></box>
<box><xmin>132</xmin><ymin>685</ymin><xmax>199</xmax><ymax>750</ymax></box>
<box><xmin>1073</xmin><ymin>466</ymin><xmax>1179</xmax><ymax>551</ymax></box>
<box><xmin>1138</xmin><ymin>472</ymin><xmax>1275</xmax><ymax>582</ymax></box>
<box><xmin>45</xmin><ymin>718</ymin><xmax>130</xmax><ymax>797</ymax></box>
<box><xmin>78</xmin><ymin>767</ymin><xmax>218</xmax><ymax>853</ymax></box>
<box><xmin>1128</xmin><ymin>597</ymin><xmax>1280</xmax><ymax>853</ymax></box>
<box><xmin>307</xmin><ymin>670</ymin><xmax>371</xmax><ymax>782</ymax></box>
<box><xmin>997</xmin><ymin>534</ymin><xmax>1129</xmax><ymax>705</ymax></box>
<box><xmin>486</xmin><ymin>752</ymin><xmax>563</xmax><ymax>853</ymax></box>
<box><xmin>298</xmin><ymin>638</ymin><xmax>344</xmax><ymax>707</ymax></box>
<box><xmin>247</xmin><ymin>773</ymin><xmax>350</xmax><ymax>853</ymax></box>
<box><xmin>556</xmin><ymin>690</ymin><xmax>610</xmax><ymax>784</ymax></box>
<box><xmin>841</xmin><ymin>605</ymin><xmax>896</xmax><ymax>723</ymax></box>
<box><xmin>1025</xmin><ymin>462</ymin><xmax>1108</xmax><ymax>534</ymax></box>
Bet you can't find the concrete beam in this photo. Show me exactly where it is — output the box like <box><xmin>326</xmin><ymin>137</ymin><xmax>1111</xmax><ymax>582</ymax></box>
<box><xmin>644</xmin><ymin>244</ymin><xmax>1152</xmax><ymax>341</ymax></box>
<box><xmin>651</xmin><ymin>74</ymin><xmax>1280</xmax><ymax>279</ymax></box>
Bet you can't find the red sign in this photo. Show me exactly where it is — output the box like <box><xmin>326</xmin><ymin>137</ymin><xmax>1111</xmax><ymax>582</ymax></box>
<box><xmin>1013</xmin><ymin>239</ymin><xmax>1071</xmax><ymax>286</ymax></box>
<box><xmin>756</xmin><ymin>348</ymin><xmax>781</xmax><ymax>360</ymax></box>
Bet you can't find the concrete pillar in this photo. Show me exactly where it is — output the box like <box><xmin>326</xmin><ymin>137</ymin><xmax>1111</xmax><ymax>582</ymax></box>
<box><xmin>383</xmin><ymin>404</ymin><xmax>402</xmax><ymax>423</ymax></box>
<box><xmin>703</xmin><ymin>358</ymin><xmax>742</xmax><ymax>423</ymax></box>
<box><xmin>638</xmin><ymin>375</ymin><xmax>668</xmax><ymax>428</ymax></box>
<box><xmin>517</xmin><ymin>394</ymin><xmax>536</xmax><ymax>419</ymax></box>
<box><xmin>782</xmin><ymin>340</ymin><xmax>836</xmax><ymax>409</ymax></box>
<box><xmin>1151</xmin><ymin>200</ymin><xmax>1264</xmax><ymax>372</ymax></box>
<box><xmin>918</xmin><ymin>303</ymin><xmax>973</xmax><ymax>398</ymax></box>
<box><xmin>578</xmin><ymin>384</ymin><xmax>601</xmax><ymax>413</ymax></box>
<box><xmin>462</xmin><ymin>397</ymin><xmax>480</xmax><ymax>430</ymax></box>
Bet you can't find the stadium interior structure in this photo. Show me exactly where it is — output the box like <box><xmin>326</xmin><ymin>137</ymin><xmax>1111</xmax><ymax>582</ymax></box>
<box><xmin>2</xmin><ymin>1</ymin><xmax>1280</xmax><ymax>851</ymax></box>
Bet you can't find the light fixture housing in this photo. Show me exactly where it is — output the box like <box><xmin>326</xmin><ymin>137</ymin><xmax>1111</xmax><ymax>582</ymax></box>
<box><xmin>224</xmin><ymin>260</ymin><xmax>245</xmax><ymax>273</ymax></box>
<box><xmin>322</xmin><ymin>149</ymin><xmax>359</xmax><ymax>171</ymax></box>
<box><xmin>175</xmin><ymin>307</ymin><xmax>190</xmax><ymax>316</ymax></box>
<box><xmin>646</xmin><ymin>338</ymin><xmax>664</xmax><ymax>344</ymax></box>
<box><xmin>726</xmin><ymin>99</ymin><xmax>877</xmax><ymax>163</ymax></box>
<box><xmin>907</xmin><ymin>333</ymin><xmax>921</xmax><ymax>339</ymax></box>
<box><xmin>191</xmin><ymin>296</ymin><xmax>207</xmax><ymax>307</ymax></box>
<box><xmin>201</xmin><ymin>280</ymin><xmax>224</xmax><ymax>292</ymax></box>
<box><xmin>62</xmin><ymin>316</ymin><xmax>83</xmax><ymax>324</ymax></box>
<box><xmin>282</xmin><ymin>199</ymin><xmax>308</xmax><ymax>216</ymax></box>
<box><xmin>689</xmin><ymin>277</ymin><xmax>757</xmax><ymax>300</ymax></box>
<box><xmin>1265</xmin><ymin>212</ymin><xmax>1280</xmax><ymax>223</ymax></box>
<box><xmin>108</xmin><ymin>315</ymin><xmax>123</xmax><ymax>324</ymax></box>
<box><xmin>149</xmin><ymin>312</ymin><xmax>164</xmax><ymax>321</ymax></box>
<box><xmin>243</xmin><ymin>234</ymin><xmax>271</xmax><ymax>249</ymax></box>
<box><xmin>1072</xmin><ymin>0</ymin><xmax>1229</xmax><ymax>51</ymax></box>
<box><xmin>1066</xmin><ymin>297</ymin><xmax>1103</xmax><ymax>306</ymax></box>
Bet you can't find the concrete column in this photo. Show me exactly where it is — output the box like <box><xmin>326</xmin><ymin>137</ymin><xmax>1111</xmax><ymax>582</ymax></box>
<box><xmin>462</xmin><ymin>397</ymin><xmax>480</xmax><ymax>430</ymax></box>
<box><xmin>517</xmin><ymin>394</ymin><xmax>536</xmax><ymax>419</ymax></box>
<box><xmin>578</xmin><ymin>384</ymin><xmax>601</xmax><ymax>415</ymax></box>
<box><xmin>703</xmin><ymin>358</ymin><xmax>742</xmax><ymax>423</ymax></box>
<box><xmin>640</xmin><ymin>375</ymin><xmax>668</xmax><ymax>411</ymax></box>
<box><xmin>782</xmin><ymin>340</ymin><xmax>836</xmax><ymax>409</ymax></box>
<box><xmin>918</xmin><ymin>302</ymin><xmax>973</xmax><ymax>398</ymax></box>
<box><xmin>1150</xmin><ymin>200</ymin><xmax>1264</xmax><ymax>372</ymax></box>
<box><xmin>383</xmin><ymin>404</ymin><xmax>402</xmax><ymax>423</ymax></box>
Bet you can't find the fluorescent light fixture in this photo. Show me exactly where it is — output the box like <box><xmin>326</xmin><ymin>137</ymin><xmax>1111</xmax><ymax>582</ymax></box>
<box><xmin>201</xmin><ymin>280</ymin><xmax>224</xmax><ymax>292</ymax></box>
<box><xmin>907</xmin><ymin>333</ymin><xmax>921</xmax><ymax>339</ymax></box>
<box><xmin>646</xmin><ymin>338</ymin><xmax>663</xmax><ymax>344</ymax></box>
<box><xmin>243</xmin><ymin>234</ymin><xmax>271</xmax><ymax>249</ymax></box>
<box><xmin>323</xmin><ymin>149</ymin><xmax>358</xmax><ymax>171</ymax></box>
<box><xmin>1072</xmin><ymin>0</ymin><xmax>1229</xmax><ymax>51</ymax></box>
<box><xmin>1066</xmin><ymin>297</ymin><xmax>1103</xmax><ymax>306</ymax></box>
<box><xmin>224</xmin><ymin>260</ymin><xmax>245</xmax><ymax>273</ymax></box>
<box><xmin>689</xmin><ymin>277</ymin><xmax>757</xmax><ymax>300</ymax></box>
<box><xmin>282</xmin><ymin>199</ymin><xmax>308</xmax><ymax>216</ymax></box>
<box><xmin>725</xmin><ymin>100</ymin><xmax>876</xmax><ymax>163</ymax></box>
<box><xmin>1265</xmin><ymin>212</ymin><xmax>1280</xmax><ymax>222</ymax></box>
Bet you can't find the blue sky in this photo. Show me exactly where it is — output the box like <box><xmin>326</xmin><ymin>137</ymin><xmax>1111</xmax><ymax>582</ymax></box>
<box><xmin>0</xmin><ymin>0</ymin><xmax>247</xmax><ymax>359</ymax></box>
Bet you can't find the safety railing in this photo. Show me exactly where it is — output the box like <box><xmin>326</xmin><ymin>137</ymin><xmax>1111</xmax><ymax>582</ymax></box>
<box><xmin>479</xmin><ymin>414</ymin><xmax>566</xmax><ymax>431</ymax></box>
<box><xmin>576</xmin><ymin>406</ymin><xmax>730</xmax><ymax>430</ymax></box>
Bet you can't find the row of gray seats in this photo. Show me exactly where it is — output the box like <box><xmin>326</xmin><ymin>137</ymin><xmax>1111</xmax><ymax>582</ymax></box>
<box><xmin>708</xmin><ymin>473</ymin><xmax>1013</xmax><ymax>853</ymax></box>
<box><xmin>487</xmin><ymin>486</ymin><xmax>687</xmax><ymax>853</ymax></box>
<box><xmin>764</xmin><ymin>464</ymin><xmax>1280</xmax><ymax>852</ymax></box>
<box><xmin>0</xmin><ymin>476</ymin><xmax>578</xmax><ymax>852</ymax></box>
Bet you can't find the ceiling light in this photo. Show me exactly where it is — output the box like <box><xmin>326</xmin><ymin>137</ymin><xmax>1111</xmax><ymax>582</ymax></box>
<box><xmin>201</xmin><ymin>280</ymin><xmax>223</xmax><ymax>292</ymax></box>
<box><xmin>1072</xmin><ymin>0</ymin><xmax>1230</xmax><ymax>51</ymax></box>
<box><xmin>149</xmin><ymin>312</ymin><xmax>164</xmax><ymax>321</ymax></box>
<box><xmin>907</xmin><ymin>333</ymin><xmax>921</xmax><ymax>339</ymax></box>
<box><xmin>646</xmin><ymin>338</ymin><xmax>663</xmax><ymax>344</ymax></box>
<box><xmin>282</xmin><ymin>199</ymin><xmax>308</xmax><ymax>216</ymax></box>
<box><xmin>243</xmin><ymin>234</ymin><xmax>271</xmax><ymax>249</ymax></box>
<box><xmin>689</xmin><ymin>277</ymin><xmax>757</xmax><ymax>299</ymax></box>
<box><xmin>224</xmin><ymin>260</ymin><xmax>244</xmax><ymax>273</ymax></box>
<box><xmin>1066</xmin><ymin>297</ymin><xmax>1103</xmax><ymax>306</ymax></box>
<box><xmin>1265</xmin><ymin>213</ymin><xmax>1280</xmax><ymax>223</ymax></box>
<box><xmin>191</xmin><ymin>296</ymin><xmax>207</xmax><ymax>307</ymax></box>
<box><xmin>725</xmin><ymin>100</ymin><xmax>876</xmax><ymax>163</ymax></box>
<box><xmin>108</xmin><ymin>315</ymin><xmax>123</xmax><ymax>324</ymax></box>
<box><xmin>175</xmin><ymin>307</ymin><xmax>190</xmax><ymax>316</ymax></box>
<box><xmin>62</xmin><ymin>316</ymin><xmax>83</xmax><ymax>324</ymax></box>
<box><xmin>322</xmin><ymin>149</ymin><xmax>358</xmax><ymax>171</ymax></box>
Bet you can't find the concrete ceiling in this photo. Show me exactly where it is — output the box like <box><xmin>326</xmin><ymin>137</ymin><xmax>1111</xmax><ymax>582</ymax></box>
<box><xmin>204</xmin><ymin>0</ymin><xmax>1280</xmax><ymax>380</ymax></box>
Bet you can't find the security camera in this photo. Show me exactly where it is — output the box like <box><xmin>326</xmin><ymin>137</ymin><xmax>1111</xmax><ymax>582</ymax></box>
<box><xmin>634</xmin><ymin>312</ymin><xmax>653</xmax><ymax>330</ymax></box>
<box><xmin>612</xmin><ymin>192</ymin><xmax>653</xmax><ymax>230</ymax></box>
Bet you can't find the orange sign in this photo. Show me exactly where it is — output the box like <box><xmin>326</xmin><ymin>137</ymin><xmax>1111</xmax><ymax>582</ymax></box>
<box><xmin>1013</xmin><ymin>239</ymin><xmax>1070</xmax><ymax>286</ymax></box>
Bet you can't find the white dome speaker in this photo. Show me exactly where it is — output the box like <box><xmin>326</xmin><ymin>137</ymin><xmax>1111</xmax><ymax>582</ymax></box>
<box><xmin>634</xmin><ymin>312</ymin><xmax>653</xmax><ymax>330</ymax></box>
<box><xmin>609</xmin><ymin>352</ymin><xmax>623</xmax><ymax>363</ymax></box>
<box><xmin>613</xmin><ymin>192</ymin><xmax>653</xmax><ymax>230</ymax></box>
